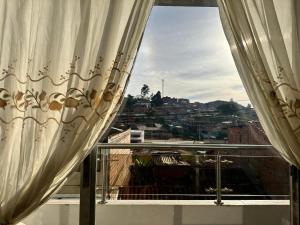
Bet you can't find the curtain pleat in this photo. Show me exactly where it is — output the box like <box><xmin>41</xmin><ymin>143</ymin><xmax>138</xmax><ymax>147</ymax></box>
<box><xmin>218</xmin><ymin>0</ymin><xmax>300</xmax><ymax>167</ymax></box>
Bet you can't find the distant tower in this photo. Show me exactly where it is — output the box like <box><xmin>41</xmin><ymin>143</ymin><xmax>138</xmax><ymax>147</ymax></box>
<box><xmin>162</xmin><ymin>79</ymin><xmax>164</xmax><ymax>97</ymax></box>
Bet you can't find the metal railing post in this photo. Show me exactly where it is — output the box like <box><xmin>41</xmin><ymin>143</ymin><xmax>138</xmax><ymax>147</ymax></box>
<box><xmin>100</xmin><ymin>148</ymin><xmax>108</xmax><ymax>204</ymax></box>
<box><xmin>291</xmin><ymin>165</ymin><xmax>300</xmax><ymax>225</ymax></box>
<box><xmin>195</xmin><ymin>154</ymin><xmax>200</xmax><ymax>194</ymax></box>
<box><xmin>79</xmin><ymin>147</ymin><xmax>97</xmax><ymax>225</ymax></box>
<box><xmin>215</xmin><ymin>153</ymin><xmax>223</xmax><ymax>206</ymax></box>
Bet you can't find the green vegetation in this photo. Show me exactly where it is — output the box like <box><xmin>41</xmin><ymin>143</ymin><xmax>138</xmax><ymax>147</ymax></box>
<box><xmin>133</xmin><ymin>155</ymin><xmax>152</xmax><ymax>167</ymax></box>
<box><xmin>216</xmin><ymin>101</ymin><xmax>240</xmax><ymax>115</ymax></box>
<box><xmin>141</xmin><ymin>84</ymin><xmax>150</xmax><ymax>98</ymax></box>
<box><xmin>151</xmin><ymin>91</ymin><xmax>163</xmax><ymax>107</ymax></box>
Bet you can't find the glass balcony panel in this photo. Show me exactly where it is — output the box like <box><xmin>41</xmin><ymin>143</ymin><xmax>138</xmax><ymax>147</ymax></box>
<box><xmin>101</xmin><ymin>150</ymin><xmax>217</xmax><ymax>200</ymax></box>
<box><xmin>220</xmin><ymin>154</ymin><xmax>289</xmax><ymax>200</ymax></box>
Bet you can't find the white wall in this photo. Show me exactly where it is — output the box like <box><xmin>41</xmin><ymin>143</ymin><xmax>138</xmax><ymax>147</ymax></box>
<box><xmin>22</xmin><ymin>200</ymin><xmax>290</xmax><ymax>225</ymax></box>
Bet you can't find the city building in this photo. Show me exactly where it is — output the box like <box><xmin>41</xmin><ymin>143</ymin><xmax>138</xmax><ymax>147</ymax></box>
<box><xmin>130</xmin><ymin>129</ymin><xmax>145</xmax><ymax>143</ymax></box>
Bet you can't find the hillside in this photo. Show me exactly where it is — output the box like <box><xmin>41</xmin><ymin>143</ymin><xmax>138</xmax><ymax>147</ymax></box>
<box><xmin>112</xmin><ymin>95</ymin><xmax>258</xmax><ymax>141</ymax></box>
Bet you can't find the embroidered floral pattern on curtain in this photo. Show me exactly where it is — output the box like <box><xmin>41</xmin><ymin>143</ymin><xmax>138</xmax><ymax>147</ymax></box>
<box><xmin>0</xmin><ymin>54</ymin><xmax>128</xmax><ymax>124</ymax></box>
<box><xmin>0</xmin><ymin>54</ymin><xmax>128</xmax><ymax>146</ymax></box>
<box><xmin>0</xmin><ymin>0</ymin><xmax>154</xmax><ymax>224</ymax></box>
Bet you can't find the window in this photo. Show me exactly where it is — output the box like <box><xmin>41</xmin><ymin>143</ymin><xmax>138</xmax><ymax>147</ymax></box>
<box><xmin>104</xmin><ymin>5</ymin><xmax>289</xmax><ymax>202</ymax></box>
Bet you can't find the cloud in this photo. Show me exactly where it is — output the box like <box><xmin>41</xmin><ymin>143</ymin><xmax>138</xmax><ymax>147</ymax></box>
<box><xmin>126</xmin><ymin>6</ymin><xmax>250</xmax><ymax>106</ymax></box>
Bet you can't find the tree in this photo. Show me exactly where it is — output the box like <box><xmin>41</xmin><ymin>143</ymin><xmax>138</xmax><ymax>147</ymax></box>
<box><xmin>217</xmin><ymin>101</ymin><xmax>239</xmax><ymax>115</ymax></box>
<box><xmin>125</xmin><ymin>94</ymin><xmax>136</xmax><ymax>110</ymax></box>
<box><xmin>141</xmin><ymin>84</ymin><xmax>150</xmax><ymax>98</ymax></box>
<box><xmin>151</xmin><ymin>91</ymin><xmax>163</xmax><ymax>107</ymax></box>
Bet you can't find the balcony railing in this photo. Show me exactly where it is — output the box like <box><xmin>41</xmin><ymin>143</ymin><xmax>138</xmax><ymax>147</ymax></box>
<box><xmin>96</xmin><ymin>143</ymin><xmax>290</xmax><ymax>205</ymax></box>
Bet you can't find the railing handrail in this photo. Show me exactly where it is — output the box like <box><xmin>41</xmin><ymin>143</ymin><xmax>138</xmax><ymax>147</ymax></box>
<box><xmin>97</xmin><ymin>143</ymin><xmax>273</xmax><ymax>150</ymax></box>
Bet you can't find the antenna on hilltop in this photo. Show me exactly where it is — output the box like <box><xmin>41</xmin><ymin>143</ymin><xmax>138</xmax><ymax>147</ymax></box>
<box><xmin>162</xmin><ymin>79</ymin><xmax>164</xmax><ymax>97</ymax></box>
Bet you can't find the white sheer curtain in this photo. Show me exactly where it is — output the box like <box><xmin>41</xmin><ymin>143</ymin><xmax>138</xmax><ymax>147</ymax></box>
<box><xmin>218</xmin><ymin>0</ymin><xmax>300</xmax><ymax>167</ymax></box>
<box><xmin>0</xmin><ymin>0</ymin><xmax>154</xmax><ymax>224</ymax></box>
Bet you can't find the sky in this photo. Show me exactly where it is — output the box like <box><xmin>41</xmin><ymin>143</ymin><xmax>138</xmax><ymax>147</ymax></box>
<box><xmin>126</xmin><ymin>6</ymin><xmax>250</xmax><ymax>106</ymax></box>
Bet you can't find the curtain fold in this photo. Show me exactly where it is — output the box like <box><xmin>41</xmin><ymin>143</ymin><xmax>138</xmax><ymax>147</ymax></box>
<box><xmin>218</xmin><ymin>0</ymin><xmax>300</xmax><ymax>167</ymax></box>
<box><xmin>0</xmin><ymin>0</ymin><xmax>154</xmax><ymax>224</ymax></box>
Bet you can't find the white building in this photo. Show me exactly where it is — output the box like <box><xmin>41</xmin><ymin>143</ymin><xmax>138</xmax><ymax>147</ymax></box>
<box><xmin>130</xmin><ymin>130</ymin><xmax>144</xmax><ymax>143</ymax></box>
